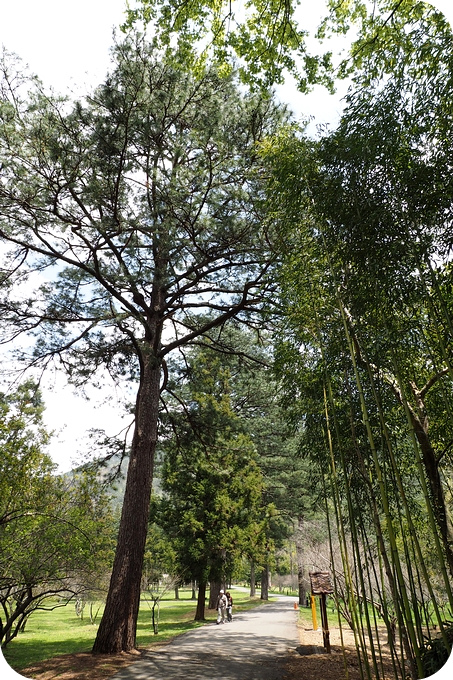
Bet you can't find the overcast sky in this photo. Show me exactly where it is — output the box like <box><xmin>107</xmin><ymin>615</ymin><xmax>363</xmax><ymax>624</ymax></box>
<box><xmin>0</xmin><ymin>0</ymin><xmax>451</xmax><ymax>475</ymax></box>
<box><xmin>1</xmin><ymin>6</ymin><xmax>453</xmax><ymax>680</ymax></box>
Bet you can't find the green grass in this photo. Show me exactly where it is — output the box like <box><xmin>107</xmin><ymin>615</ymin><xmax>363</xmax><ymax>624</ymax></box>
<box><xmin>268</xmin><ymin>587</ymin><xmax>299</xmax><ymax>598</ymax></box>
<box><xmin>298</xmin><ymin>602</ymin><xmax>327</xmax><ymax>626</ymax></box>
<box><xmin>3</xmin><ymin>603</ymin><xmax>101</xmax><ymax>671</ymax></box>
<box><xmin>3</xmin><ymin>588</ymin><xmax>265</xmax><ymax>672</ymax></box>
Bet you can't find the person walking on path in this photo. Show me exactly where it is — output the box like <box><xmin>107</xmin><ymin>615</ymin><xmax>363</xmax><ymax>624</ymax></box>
<box><xmin>226</xmin><ymin>591</ymin><xmax>233</xmax><ymax>621</ymax></box>
<box><xmin>216</xmin><ymin>589</ymin><xmax>227</xmax><ymax>624</ymax></box>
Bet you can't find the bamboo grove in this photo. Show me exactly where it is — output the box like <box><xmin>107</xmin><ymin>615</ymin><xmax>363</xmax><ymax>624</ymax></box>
<box><xmin>260</xmin><ymin>14</ymin><xmax>453</xmax><ymax>679</ymax></box>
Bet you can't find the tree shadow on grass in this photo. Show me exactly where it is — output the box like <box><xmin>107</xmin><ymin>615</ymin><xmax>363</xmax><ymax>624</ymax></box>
<box><xmin>13</xmin><ymin>651</ymin><xmax>142</xmax><ymax>680</ymax></box>
<box><xmin>4</xmin><ymin>634</ymin><xmax>93</xmax><ymax>672</ymax></box>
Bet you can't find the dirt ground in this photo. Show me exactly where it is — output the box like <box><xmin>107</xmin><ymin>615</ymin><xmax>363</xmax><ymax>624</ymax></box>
<box><xmin>17</xmin><ymin>620</ymin><xmax>395</xmax><ymax>680</ymax></box>
<box><xmin>284</xmin><ymin>624</ymin><xmax>395</xmax><ymax>680</ymax></box>
<box><xmin>16</xmin><ymin>650</ymin><xmax>143</xmax><ymax>680</ymax></box>
<box><xmin>19</xmin><ymin>647</ymin><xmax>356</xmax><ymax>680</ymax></box>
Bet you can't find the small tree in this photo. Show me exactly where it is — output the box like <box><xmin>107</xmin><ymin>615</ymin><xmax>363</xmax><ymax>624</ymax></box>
<box><xmin>0</xmin><ymin>382</ymin><xmax>113</xmax><ymax>647</ymax></box>
<box><xmin>141</xmin><ymin>573</ymin><xmax>180</xmax><ymax>635</ymax></box>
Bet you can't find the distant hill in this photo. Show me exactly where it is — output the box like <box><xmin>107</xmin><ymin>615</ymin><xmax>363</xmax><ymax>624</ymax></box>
<box><xmin>68</xmin><ymin>454</ymin><xmax>162</xmax><ymax>512</ymax></box>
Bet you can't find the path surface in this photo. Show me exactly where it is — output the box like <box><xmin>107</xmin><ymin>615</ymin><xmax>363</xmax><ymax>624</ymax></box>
<box><xmin>111</xmin><ymin>595</ymin><xmax>299</xmax><ymax>680</ymax></box>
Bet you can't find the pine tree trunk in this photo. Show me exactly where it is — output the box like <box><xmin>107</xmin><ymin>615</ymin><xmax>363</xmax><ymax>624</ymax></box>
<box><xmin>195</xmin><ymin>581</ymin><xmax>207</xmax><ymax>621</ymax></box>
<box><xmin>92</xmin><ymin>355</ymin><xmax>161</xmax><ymax>654</ymax></box>
<box><xmin>250</xmin><ymin>561</ymin><xmax>256</xmax><ymax>597</ymax></box>
<box><xmin>261</xmin><ymin>564</ymin><xmax>269</xmax><ymax>600</ymax></box>
<box><xmin>209</xmin><ymin>580</ymin><xmax>221</xmax><ymax>609</ymax></box>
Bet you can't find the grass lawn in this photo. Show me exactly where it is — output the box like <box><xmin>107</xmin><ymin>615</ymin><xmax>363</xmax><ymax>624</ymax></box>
<box><xmin>3</xmin><ymin>588</ymin><xmax>267</xmax><ymax>672</ymax></box>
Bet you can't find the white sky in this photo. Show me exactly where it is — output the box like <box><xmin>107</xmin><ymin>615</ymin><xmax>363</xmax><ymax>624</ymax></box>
<box><xmin>1</xmin><ymin>2</ymin><xmax>453</xmax><ymax>679</ymax></box>
<box><xmin>0</xmin><ymin>0</ymin><xmax>451</xmax><ymax>476</ymax></box>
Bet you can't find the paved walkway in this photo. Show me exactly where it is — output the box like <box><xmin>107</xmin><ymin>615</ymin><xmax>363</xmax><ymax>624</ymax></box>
<box><xmin>112</xmin><ymin>595</ymin><xmax>299</xmax><ymax>680</ymax></box>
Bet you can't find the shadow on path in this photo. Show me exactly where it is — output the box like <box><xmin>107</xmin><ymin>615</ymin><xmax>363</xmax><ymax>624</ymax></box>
<box><xmin>112</xmin><ymin>597</ymin><xmax>299</xmax><ymax>680</ymax></box>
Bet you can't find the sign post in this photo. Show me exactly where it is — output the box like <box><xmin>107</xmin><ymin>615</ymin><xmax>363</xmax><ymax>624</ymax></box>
<box><xmin>309</xmin><ymin>571</ymin><xmax>333</xmax><ymax>653</ymax></box>
<box><xmin>310</xmin><ymin>594</ymin><xmax>318</xmax><ymax>631</ymax></box>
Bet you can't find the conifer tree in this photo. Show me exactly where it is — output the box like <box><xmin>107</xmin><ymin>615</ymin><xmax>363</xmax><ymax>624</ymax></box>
<box><xmin>0</xmin><ymin>36</ymin><xmax>286</xmax><ymax>652</ymax></box>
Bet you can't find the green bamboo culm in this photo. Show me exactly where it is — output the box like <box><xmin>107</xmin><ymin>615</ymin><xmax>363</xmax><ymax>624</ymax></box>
<box><xmin>322</xmin><ymin>381</ymin><xmax>371</xmax><ymax>680</ymax></box>
<box><xmin>320</xmin><ymin>458</ymin><xmax>351</xmax><ymax>680</ymax></box>
<box><xmin>348</xmin><ymin>313</ymin><xmax>453</xmax><ymax>633</ymax></box>
<box><xmin>318</xmin><ymin>231</ymin><xmax>421</xmax><ymax>676</ymax></box>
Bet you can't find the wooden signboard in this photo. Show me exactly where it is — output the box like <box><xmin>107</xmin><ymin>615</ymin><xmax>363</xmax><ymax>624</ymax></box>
<box><xmin>309</xmin><ymin>571</ymin><xmax>333</xmax><ymax>653</ymax></box>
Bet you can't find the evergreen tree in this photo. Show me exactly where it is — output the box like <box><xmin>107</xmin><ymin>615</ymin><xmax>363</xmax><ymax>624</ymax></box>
<box><xmin>157</xmin><ymin>347</ymin><xmax>266</xmax><ymax>620</ymax></box>
<box><xmin>0</xmin><ymin>36</ymin><xmax>286</xmax><ymax>652</ymax></box>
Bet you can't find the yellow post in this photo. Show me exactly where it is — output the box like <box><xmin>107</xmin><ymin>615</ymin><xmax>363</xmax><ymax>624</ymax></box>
<box><xmin>311</xmin><ymin>595</ymin><xmax>318</xmax><ymax>630</ymax></box>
